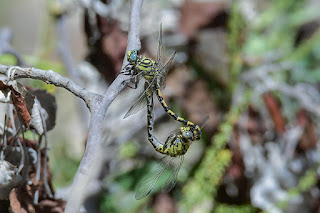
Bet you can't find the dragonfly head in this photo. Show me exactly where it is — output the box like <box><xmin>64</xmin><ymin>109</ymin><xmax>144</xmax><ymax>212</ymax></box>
<box><xmin>127</xmin><ymin>49</ymin><xmax>139</xmax><ymax>64</ymax></box>
<box><xmin>185</xmin><ymin>116</ymin><xmax>209</xmax><ymax>141</ymax></box>
<box><xmin>180</xmin><ymin>125</ymin><xmax>201</xmax><ymax>141</ymax></box>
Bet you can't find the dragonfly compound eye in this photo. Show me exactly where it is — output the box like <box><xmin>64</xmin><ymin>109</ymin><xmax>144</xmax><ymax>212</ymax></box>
<box><xmin>182</xmin><ymin>131</ymin><xmax>193</xmax><ymax>139</ymax></box>
<box><xmin>129</xmin><ymin>52</ymin><xmax>137</xmax><ymax>62</ymax></box>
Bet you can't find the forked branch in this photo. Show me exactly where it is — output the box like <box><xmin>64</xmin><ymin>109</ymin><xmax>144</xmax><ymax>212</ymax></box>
<box><xmin>0</xmin><ymin>0</ymin><xmax>143</xmax><ymax>212</ymax></box>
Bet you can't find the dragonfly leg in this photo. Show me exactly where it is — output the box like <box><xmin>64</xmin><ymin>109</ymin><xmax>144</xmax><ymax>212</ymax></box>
<box><xmin>123</xmin><ymin>75</ymin><xmax>139</xmax><ymax>89</ymax></box>
<box><xmin>125</xmin><ymin>82</ymin><xmax>137</xmax><ymax>89</ymax></box>
<box><xmin>122</xmin><ymin>72</ymin><xmax>140</xmax><ymax>88</ymax></box>
<box><xmin>120</xmin><ymin>64</ymin><xmax>133</xmax><ymax>75</ymax></box>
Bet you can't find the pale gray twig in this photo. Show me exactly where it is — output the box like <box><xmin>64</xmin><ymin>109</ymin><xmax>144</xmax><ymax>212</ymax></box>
<box><xmin>0</xmin><ymin>28</ymin><xmax>25</xmax><ymax>66</ymax></box>
<box><xmin>0</xmin><ymin>65</ymin><xmax>100</xmax><ymax>110</ymax></box>
<box><xmin>39</xmin><ymin>102</ymin><xmax>53</xmax><ymax>198</ymax></box>
<box><xmin>34</xmin><ymin>135</ymin><xmax>42</xmax><ymax>204</ymax></box>
<box><xmin>16</xmin><ymin>137</ymin><xmax>24</xmax><ymax>174</ymax></box>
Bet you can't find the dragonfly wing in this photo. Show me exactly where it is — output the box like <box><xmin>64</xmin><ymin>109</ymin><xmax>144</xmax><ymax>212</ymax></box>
<box><xmin>123</xmin><ymin>77</ymin><xmax>157</xmax><ymax>119</ymax></box>
<box><xmin>159</xmin><ymin>51</ymin><xmax>176</xmax><ymax>90</ymax></box>
<box><xmin>161</xmin><ymin>155</ymin><xmax>184</xmax><ymax>193</ymax></box>
<box><xmin>199</xmin><ymin>116</ymin><xmax>210</xmax><ymax>129</ymax></box>
<box><xmin>135</xmin><ymin>156</ymin><xmax>172</xmax><ymax>200</ymax></box>
<box><xmin>123</xmin><ymin>92</ymin><xmax>148</xmax><ymax>119</ymax></box>
<box><xmin>156</xmin><ymin>23</ymin><xmax>165</xmax><ymax>69</ymax></box>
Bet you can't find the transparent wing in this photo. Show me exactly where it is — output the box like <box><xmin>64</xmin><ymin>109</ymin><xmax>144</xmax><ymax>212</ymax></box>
<box><xmin>135</xmin><ymin>156</ymin><xmax>172</xmax><ymax>200</ymax></box>
<box><xmin>158</xmin><ymin>52</ymin><xmax>176</xmax><ymax>90</ymax></box>
<box><xmin>161</xmin><ymin>155</ymin><xmax>184</xmax><ymax>193</ymax></box>
<box><xmin>156</xmin><ymin>23</ymin><xmax>165</xmax><ymax>70</ymax></box>
<box><xmin>123</xmin><ymin>77</ymin><xmax>157</xmax><ymax>119</ymax></box>
<box><xmin>199</xmin><ymin>116</ymin><xmax>210</xmax><ymax>129</ymax></box>
<box><xmin>167</xmin><ymin>129</ymin><xmax>181</xmax><ymax>138</ymax></box>
<box><xmin>123</xmin><ymin>91</ymin><xmax>148</xmax><ymax>119</ymax></box>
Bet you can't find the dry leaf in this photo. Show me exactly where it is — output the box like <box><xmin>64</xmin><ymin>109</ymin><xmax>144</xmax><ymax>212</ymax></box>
<box><xmin>31</xmin><ymin>89</ymin><xmax>57</xmax><ymax>133</ymax></box>
<box><xmin>263</xmin><ymin>92</ymin><xmax>286</xmax><ymax>134</ymax></box>
<box><xmin>296</xmin><ymin>109</ymin><xmax>318</xmax><ymax>151</ymax></box>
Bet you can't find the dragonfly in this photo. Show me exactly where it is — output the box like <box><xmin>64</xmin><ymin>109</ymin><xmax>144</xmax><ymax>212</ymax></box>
<box><xmin>135</xmin><ymin>88</ymin><xmax>209</xmax><ymax>199</ymax></box>
<box><xmin>121</xmin><ymin>24</ymin><xmax>202</xmax><ymax>142</ymax></box>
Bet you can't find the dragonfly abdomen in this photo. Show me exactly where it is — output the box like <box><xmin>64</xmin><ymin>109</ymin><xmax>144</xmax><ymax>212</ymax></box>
<box><xmin>154</xmin><ymin>86</ymin><xmax>204</xmax><ymax>139</ymax></box>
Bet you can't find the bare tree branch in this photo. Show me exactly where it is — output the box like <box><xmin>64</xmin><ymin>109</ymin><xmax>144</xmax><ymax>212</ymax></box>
<box><xmin>0</xmin><ymin>0</ymin><xmax>143</xmax><ymax>211</ymax></box>
<box><xmin>65</xmin><ymin>0</ymin><xmax>143</xmax><ymax>212</ymax></box>
<box><xmin>0</xmin><ymin>65</ymin><xmax>100</xmax><ymax>110</ymax></box>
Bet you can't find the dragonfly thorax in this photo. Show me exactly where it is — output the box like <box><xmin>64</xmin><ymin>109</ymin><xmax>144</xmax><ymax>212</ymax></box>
<box><xmin>127</xmin><ymin>49</ymin><xmax>157</xmax><ymax>76</ymax></box>
<box><xmin>164</xmin><ymin>134</ymin><xmax>190</xmax><ymax>157</ymax></box>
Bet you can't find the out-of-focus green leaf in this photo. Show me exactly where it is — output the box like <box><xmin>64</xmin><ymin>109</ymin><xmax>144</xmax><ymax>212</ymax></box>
<box><xmin>0</xmin><ymin>54</ymin><xmax>17</xmax><ymax>65</ymax></box>
<box><xmin>24</xmin><ymin>56</ymin><xmax>65</xmax><ymax>93</ymax></box>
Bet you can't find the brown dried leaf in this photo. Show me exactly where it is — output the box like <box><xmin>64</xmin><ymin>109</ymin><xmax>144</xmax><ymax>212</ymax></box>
<box><xmin>36</xmin><ymin>199</ymin><xmax>65</xmax><ymax>213</ymax></box>
<box><xmin>1</xmin><ymin>81</ymin><xmax>35</xmax><ymax>128</ymax></box>
<box><xmin>297</xmin><ymin>109</ymin><xmax>318</xmax><ymax>151</ymax></box>
<box><xmin>10</xmin><ymin>188</ymin><xmax>35</xmax><ymax>213</ymax></box>
<box><xmin>0</xmin><ymin>80</ymin><xmax>9</xmax><ymax>90</ymax></box>
<box><xmin>11</xmin><ymin>89</ymin><xmax>32</xmax><ymax>128</ymax></box>
<box><xmin>9</xmin><ymin>189</ymin><xmax>24</xmax><ymax>213</ymax></box>
<box><xmin>263</xmin><ymin>92</ymin><xmax>286</xmax><ymax>134</ymax></box>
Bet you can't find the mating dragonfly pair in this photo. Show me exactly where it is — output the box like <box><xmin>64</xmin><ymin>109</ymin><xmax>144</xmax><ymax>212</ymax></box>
<box><xmin>121</xmin><ymin>25</ymin><xmax>208</xmax><ymax>200</ymax></box>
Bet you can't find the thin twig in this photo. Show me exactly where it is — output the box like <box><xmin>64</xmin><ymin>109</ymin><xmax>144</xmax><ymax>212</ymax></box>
<box><xmin>16</xmin><ymin>137</ymin><xmax>24</xmax><ymax>174</ymax></box>
<box><xmin>34</xmin><ymin>135</ymin><xmax>42</xmax><ymax>205</ymax></box>
<box><xmin>0</xmin><ymin>65</ymin><xmax>100</xmax><ymax>110</ymax></box>
<box><xmin>1</xmin><ymin>115</ymin><xmax>8</xmax><ymax>160</ymax></box>
<box><xmin>0</xmin><ymin>28</ymin><xmax>25</xmax><ymax>66</ymax></box>
<box><xmin>39</xmin><ymin>100</ymin><xmax>53</xmax><ymax>198</ymax></box>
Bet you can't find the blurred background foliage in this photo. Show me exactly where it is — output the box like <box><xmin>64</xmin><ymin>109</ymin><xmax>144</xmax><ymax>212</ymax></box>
<box><xmin>1</xmin><ymin>0</ymin><xmax>320</xmax><ymax>212</ymax></box>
